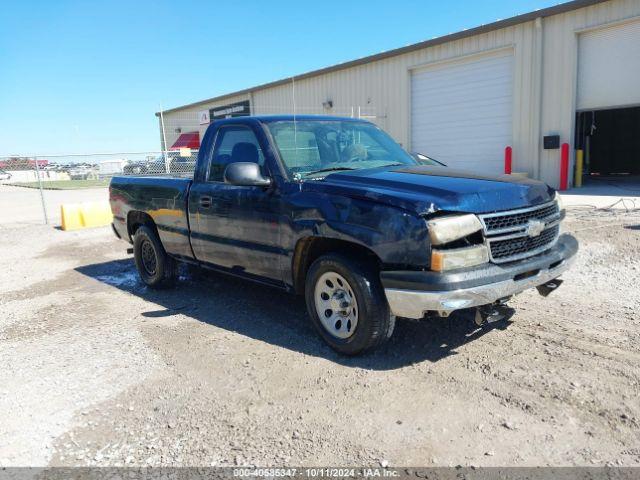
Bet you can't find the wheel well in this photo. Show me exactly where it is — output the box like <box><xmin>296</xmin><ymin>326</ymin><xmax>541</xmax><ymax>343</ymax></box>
<box><xmin>292</xmin><ymin>237</ymin><xmax>381</xmax><ymax>295</ymax></box>
<box><xmin>127</xmin><ymin>211</ymin><xmax>158</xmax><ymax>240</ymax></box>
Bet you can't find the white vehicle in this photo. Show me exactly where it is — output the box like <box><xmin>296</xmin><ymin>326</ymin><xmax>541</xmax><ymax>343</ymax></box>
<box><xmin>69</xmin><ymin>165</ymin><xmax>94</xmax><ymax>180</ymax></box>
<box><xmin>99</xmin><ymin>159</ymin><xmax>127</xmax><ymax>176</ymax></box>
<box><xmin>0</xmin><ymin>169</ymin><xmax>12</xmax><ymax>181</ymax></box>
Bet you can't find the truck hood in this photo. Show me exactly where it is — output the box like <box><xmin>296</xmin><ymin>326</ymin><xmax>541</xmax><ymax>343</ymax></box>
<box><xmin>303</xmin><ymin>165</ymin><xmax>554</xmax><ymax>215</ymax></box>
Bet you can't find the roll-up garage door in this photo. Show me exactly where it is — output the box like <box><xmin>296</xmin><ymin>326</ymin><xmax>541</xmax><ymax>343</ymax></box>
<box><xmin>577</xmin><ymin>20</ymin><xmax>640</xmax><ymax>111</ymax></box>
<box><xmin>411</xmin><ymin>50</ymin><xmax>513</xmax><ymax>174</ymax></box>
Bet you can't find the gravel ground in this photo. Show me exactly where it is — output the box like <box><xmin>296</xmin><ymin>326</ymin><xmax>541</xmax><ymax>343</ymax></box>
<box><xmin>1</xmin><ymin>206</ymin><xmax>639</xmax><ymax>468</ymax></box>
<box><xmin>0</xmin><ymin>185</ymin><xmax>108</xmax><ymax>225</ymax></box>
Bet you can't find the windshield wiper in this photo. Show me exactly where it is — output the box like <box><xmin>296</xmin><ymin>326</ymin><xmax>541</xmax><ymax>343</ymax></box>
<box><xmin>303</xmin><ymin>166</ymin><xmax>356</xmax><ymax>177</ymax></box>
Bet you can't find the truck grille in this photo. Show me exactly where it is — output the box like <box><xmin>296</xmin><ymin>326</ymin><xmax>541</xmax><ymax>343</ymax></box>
<box><xmin>479</xmin><ymin>200</ymin><xmax>561</xmax><ymax>263</ymax></box>
<box><xmin>482</xmin><ymin>202</ymin><xmax>559</xmax><ymax>233</ymax></box>
<box><xmin>489</xmin><ymin>225</ymin><xmax>560</xmax><ymax>260</ymax></box>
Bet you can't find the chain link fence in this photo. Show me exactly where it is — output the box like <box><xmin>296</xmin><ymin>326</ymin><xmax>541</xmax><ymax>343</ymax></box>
<box><xmin>1</xmin><ymin>105</ymin><xmax>386</xmax><ymax>225</ymax></box>
<box><xmin>0</xmin><ymin>150</ymin><xmax>198</xmax><ymax>225</ymax></box>
<box><xmin>1</xmin><ymin>151</ymin><xmax>198</xmax><ymax>182</ymax></box>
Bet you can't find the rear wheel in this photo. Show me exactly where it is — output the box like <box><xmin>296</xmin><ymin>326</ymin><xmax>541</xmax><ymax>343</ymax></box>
<box><xmin>305</xmin><ymin>254</ymin><xmax>395</xmax><ymax>355</ymax></box>
<box><xmin>133</xmin><ymin>225</ymin><xmax>177</xmax><ymax>288</ymax></box>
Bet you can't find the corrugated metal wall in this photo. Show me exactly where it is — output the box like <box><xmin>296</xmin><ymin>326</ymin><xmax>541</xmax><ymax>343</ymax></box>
<box><xmin>162</xmin><ymin>0</ymin><xmax>640</xmax><ymax>188</ymax></box>
<box><xmin>253</xmin><ymin>22</ymin><xmax>539</xmax><ymax>179</ymax></box>
<box><xmin>161</xmin><ymin>93</ymin><xmax>251</xmax><ymax>150</ymax></box>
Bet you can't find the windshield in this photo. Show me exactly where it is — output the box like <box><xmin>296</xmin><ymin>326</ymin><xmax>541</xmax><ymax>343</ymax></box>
<box><xmin>266</xmin><ymin>120</ymin><xmax>417</xmax><ymax>178</ymax></box>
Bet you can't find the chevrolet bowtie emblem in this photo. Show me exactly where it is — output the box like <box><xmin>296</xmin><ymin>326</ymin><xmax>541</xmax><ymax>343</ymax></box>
<box><xmin>526</xmin><ymin>219</ymin><xmax>545</xmax><ymax>237</ymax></box>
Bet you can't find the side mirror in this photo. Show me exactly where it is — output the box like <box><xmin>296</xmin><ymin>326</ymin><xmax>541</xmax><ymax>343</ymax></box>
<box><xmin>224</xmin><ymin>162</ymin><xmax>272</xmax><ymax>187</ymax></box>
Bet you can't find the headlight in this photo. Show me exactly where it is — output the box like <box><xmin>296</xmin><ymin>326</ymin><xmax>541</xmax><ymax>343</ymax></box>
<box><xmin>431</xmin><ymin>244</ymin><xmax>489</xmax><ymax>272</ymax></box>
<box><xmin>426</xmin><ymin>214</ymin><xmax>483</xmax><ymax>245</ymax></box>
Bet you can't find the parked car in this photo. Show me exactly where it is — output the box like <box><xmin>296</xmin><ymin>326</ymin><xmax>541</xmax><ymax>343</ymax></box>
<box><xmin>123</xmin><ymin>161</ymin><xmax>148</xmax><ymax>175</ymax></box>
<box><xmin>123</xmin><ymin>152</ymin><xmax>196</xmax><ymax>176</ymax></box>
<box><xmin>123</xmin><ymin>156</ymin><xmax>169</xmax><ymax>175</ymax></box>
<box><xmin>69</xmin><ymin>165</ymin><xmax>97</xmax><ymax>180</ymax></box>
<box><xmin>110</xmin><ymin>115</ymin><xmax>578</xmax><ymax>355</ymax></box>
<box><xmin>169</xmin><ymin>154</ymin><xmax>197</xmax><ymax>175</ymax></box>
<box><xmin>0</xmin><ymin>169</ymin><xmax>11</xmax><ymax>181</ymax></box>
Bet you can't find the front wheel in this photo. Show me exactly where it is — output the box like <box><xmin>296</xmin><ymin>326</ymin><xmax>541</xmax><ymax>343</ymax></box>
<box><xmin>133</xmin><ymin>225</ymin><xmax>177</xmax><ymax>288</ymax></box>
<box><xmin>305</xmin><ymin>254</ymin><xmax>395</xmax><ymax>355</ymax></box>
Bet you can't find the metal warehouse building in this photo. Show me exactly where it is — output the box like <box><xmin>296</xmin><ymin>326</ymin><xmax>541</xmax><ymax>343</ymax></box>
<box><xmin>158</xmin><ymin>0</ymin><xmax>640</xmax><ymax>188</ymax></box>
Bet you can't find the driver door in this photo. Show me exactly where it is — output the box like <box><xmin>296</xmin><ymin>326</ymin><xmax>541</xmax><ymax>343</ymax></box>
<box><xmin>189</xmin><ymin>124</ymin><xmax>284</xmax><ymax>283</ymax></box>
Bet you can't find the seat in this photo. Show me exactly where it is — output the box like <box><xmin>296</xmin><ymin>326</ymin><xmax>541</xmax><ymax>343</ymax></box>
<box><xmin>317</xmin><ymin>136</ymin><xmax>339</xmax><ymax>164</ymax></box>
<box><xmin>231</xmin><ymin>142</ymin><xmax>259</xmax><ymax>164</ymax></box>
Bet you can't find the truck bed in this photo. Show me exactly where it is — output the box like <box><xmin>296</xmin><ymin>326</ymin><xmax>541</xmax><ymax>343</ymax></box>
<box><xmin>109</xmin><ymin>175</ymin><xmax>193</xmax><ymax>258</ymax></box>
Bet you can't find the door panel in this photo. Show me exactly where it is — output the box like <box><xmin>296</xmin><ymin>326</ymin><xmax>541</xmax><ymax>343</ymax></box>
<box><xmin>189</xmin><ymin>181</ymin><xmax>238</xmax><ymax>269</ymax></box>
<box><xmin>189</xmin><ymin>124</ymin><xmax>284</xmax><ymax>283</ymax></box>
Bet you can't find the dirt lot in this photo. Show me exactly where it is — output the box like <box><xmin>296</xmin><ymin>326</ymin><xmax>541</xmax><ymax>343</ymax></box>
<box><xmin>0</xmin><ymin>184</ymin><xmax>108</xmax><ymax>225</ymax></box>
<box><xmin>1</xmin><ymin>202</ymin><xmax>639</xmax><ymax>468</ymax></box>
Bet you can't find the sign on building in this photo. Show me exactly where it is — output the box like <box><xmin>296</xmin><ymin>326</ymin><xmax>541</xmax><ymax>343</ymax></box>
<box><xmin>209</xmin><ymin>100</ymin><xmax>251</xmax><ymax>120</ymax></box>
<box><xmin>198</xmin><ymin>110</ymin><xmax>210</xmax><ymax>125</ymax></box>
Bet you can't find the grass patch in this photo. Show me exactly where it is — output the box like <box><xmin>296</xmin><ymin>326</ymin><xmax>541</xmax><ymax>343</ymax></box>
<box><xmin>8</xmin><ymin>179</ymin><xmax>110</xmax><ymax>190</ymax></box>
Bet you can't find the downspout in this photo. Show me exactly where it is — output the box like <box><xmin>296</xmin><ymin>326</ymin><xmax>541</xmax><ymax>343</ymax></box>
<box><xmin>532</xmin><ymin>16</ymin><xmax>544</xmax><ymax>180</ymax></box>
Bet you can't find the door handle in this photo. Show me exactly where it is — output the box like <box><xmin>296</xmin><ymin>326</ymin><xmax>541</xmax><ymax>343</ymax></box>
<box><xmin>200</xmin><ymin>196</ymin><xmax>212</xmax><ymax>209</ymax></box>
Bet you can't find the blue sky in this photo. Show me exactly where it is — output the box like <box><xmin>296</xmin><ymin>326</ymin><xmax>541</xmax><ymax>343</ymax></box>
<box><xmin>0</xmin><ymin>0</ymin><xmax>560</xmax><ymax>155</ymax></box>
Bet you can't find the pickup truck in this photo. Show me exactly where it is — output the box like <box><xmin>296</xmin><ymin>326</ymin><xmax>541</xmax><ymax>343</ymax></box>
<box><xmin>110</xmin><ymin>115</ymin><xmax>578</xmax><ymax>355</ymax></box>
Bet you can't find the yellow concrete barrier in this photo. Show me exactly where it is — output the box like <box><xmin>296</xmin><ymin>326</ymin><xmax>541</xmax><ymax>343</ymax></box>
<box><xmin>60</xmin><ymin>201</ymin><xmax>113</xmax><ymax>231</ymax></box>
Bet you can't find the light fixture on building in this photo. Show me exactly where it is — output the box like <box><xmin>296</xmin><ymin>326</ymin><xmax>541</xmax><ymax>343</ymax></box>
<box><xmin>322</xmin><ymin>100</ymin><xmax>333</xmax><ymax>110</ymax></box>
<box><xmin>175</xmin><ymin>127</ymin><xmax>182</xmax><ymax>133</ymax></box>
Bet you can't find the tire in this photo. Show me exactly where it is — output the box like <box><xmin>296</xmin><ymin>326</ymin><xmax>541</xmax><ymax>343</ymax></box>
<box><xmin>305</xmin><ymin>253</ymin><xmax>395</xmax><ymax>355</ymax></box>
<box><xmin>133</xmin><ymin>225</ymin><xmax>177</xmax><ymax>288</ymax></box>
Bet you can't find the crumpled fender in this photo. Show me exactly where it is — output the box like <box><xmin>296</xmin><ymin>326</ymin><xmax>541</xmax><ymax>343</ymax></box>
<box><xmin>283</xmin><ymin>188</ymin><xmax>430</xmax><ymax>268</ymax></box>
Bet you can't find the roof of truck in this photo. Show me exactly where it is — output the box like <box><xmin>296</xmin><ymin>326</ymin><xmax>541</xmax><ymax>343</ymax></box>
<box><xmin>217</xmin><ymin>115</ymin><xmax>370</xmax><ymax>123</ymax></box>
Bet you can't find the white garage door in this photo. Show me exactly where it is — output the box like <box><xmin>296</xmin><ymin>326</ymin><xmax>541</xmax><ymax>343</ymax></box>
<box><xmin>577</xmin><ymin>20</ymin><xmax>640</xmax><ymax>111</ymax></box>
<box><xmin>411</xmin><ymin>50</ymin><xmax>513</xmax><ymax>173</ymax></box>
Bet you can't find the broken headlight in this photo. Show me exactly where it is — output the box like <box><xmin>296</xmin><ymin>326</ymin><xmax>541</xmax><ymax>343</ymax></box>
<box><xmin>427</xmin><ymin>213</ymin><xmax>489</xmax><ymax>271</ymax></box>
<box><xmin>426</xmin><ymin>213</ymin><xmax>483</xmax><ymax>245</ymax></box>
<box><xmin>555</xmin><ymin>192</ymin><xmax>565</xmax><ymax>215</ymax></box>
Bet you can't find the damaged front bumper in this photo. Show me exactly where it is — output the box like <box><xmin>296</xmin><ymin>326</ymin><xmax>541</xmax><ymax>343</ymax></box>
<box><xmin>381</xmin><ymin>233</ymin><xmax>578</xmax><ymax>319</ymax></box>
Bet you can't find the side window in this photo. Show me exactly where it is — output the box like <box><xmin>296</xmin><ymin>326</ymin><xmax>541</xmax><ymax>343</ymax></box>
<box><xmin>208</xmin><ymin>126</ymin><xmax>265</xmax><ymax>182</ymax></box>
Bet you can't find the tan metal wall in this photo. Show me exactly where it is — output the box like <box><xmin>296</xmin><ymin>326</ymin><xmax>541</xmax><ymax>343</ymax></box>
<box><xmin>254</xmin><ymin>31</ymin><xmax>525</xmax><ymax>144</ymax></box>
<box><xmin>161</xmin><ymin>93</ymin><xmax>251</xmax><ymax>149</ymax></box>
<box><xmin>163</xmin><ymin>0</ymin><xmax>640</xmax><ymax>188</ymax></box>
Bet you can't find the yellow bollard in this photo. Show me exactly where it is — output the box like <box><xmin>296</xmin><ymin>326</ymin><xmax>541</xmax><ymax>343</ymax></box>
<box><xmin>574</xmin><ymin>149</ymin><xmax>583</xmax><ymax>188</ymax></box>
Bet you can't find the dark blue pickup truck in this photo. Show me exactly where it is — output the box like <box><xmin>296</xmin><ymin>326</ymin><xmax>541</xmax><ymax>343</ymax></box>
<box><xmin>110</xmin><ymin>115</ymin><xmax>578</xmax><ymax>355</ymax></box>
